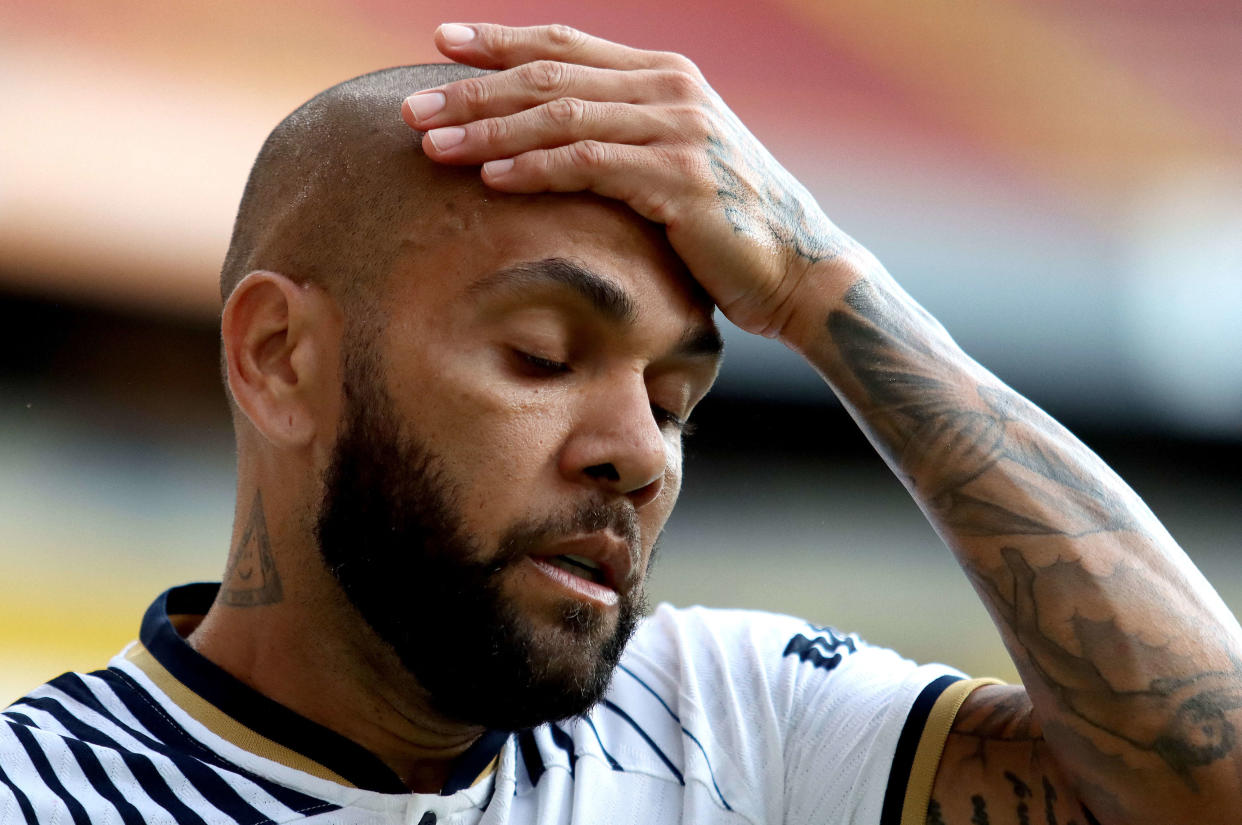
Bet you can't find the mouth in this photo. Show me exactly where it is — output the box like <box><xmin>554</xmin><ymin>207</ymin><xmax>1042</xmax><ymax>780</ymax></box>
<box><xmin>523</xmin><ymin>532</ymin><xmax>633</xmax><ymax>608</ymax></box>
<box><xmin>545</xmin><ymin>554</ymin><xmax>607</xmax><ymax>585</ymax></box>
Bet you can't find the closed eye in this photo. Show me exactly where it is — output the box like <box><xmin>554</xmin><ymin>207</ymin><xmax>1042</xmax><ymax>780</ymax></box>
<box><xmin>515</xmin><ymin>351</ymin><xmax>570</xmax><ymax>376</ymax></box>
<box><xmin>652</xmin><ymin>405</ymin><xmax>695</xmax><ymax>437</ymax></box>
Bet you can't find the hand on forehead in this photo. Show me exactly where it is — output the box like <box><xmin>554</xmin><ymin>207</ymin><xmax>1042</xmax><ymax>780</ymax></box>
<box><xmin>401</xmin><ymin>22</ymin><xmax>843</xmax><ymax>343</ymax></box>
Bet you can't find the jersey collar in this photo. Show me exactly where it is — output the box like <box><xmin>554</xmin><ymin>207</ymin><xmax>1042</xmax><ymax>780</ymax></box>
<box><xmin>133</xmin><ymin>582</ymin><xmax>509</xmax><ymax>795</ymax></box>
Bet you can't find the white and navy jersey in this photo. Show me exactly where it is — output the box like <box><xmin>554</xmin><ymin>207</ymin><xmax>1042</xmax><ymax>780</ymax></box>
<box><xmin>2</xmin><ymin>584</ymin><xmax>994</xmax><ymax>824</ymax></box>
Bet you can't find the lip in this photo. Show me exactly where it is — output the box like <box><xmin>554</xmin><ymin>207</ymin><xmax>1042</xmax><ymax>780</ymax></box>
<box><xmin>526</xmin><ymin>557</ymin><xmax>620</xmax><ymax>607</ymax></box>
<box><xmin>529</xmin><ymin>531</ymin><xmax>634</xmax><ymax>595</ymax></box>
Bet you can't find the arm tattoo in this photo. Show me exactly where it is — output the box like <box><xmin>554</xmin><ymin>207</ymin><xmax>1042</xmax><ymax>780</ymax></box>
<box><xmin>975</xmin><ymin>547</ymin><xmax>1242</xmax><ymax>787</ymax></box>
<box><xmin>1004</xmin><ymin>772</ymin><xmax>1032</xmax><ymax>825</ymax></box>
<box><xmin>826</xmin><ymin>279</ymin><xmax>1242</xmax><ymax>796</ymax></box>
<box><xmin>1042</xmin><ymin>777</ymin><xmax>1057</xmax><ymax>825</ymax></box>
<box><xmin>971</xmin><ymin>794</ymin><xmax>991</xmax><ymax>825</ymax></box>
<box><xmin>220</xmin><ymin>489</ymin><xmax>283</xmax><ymax>607</ymax></box>
<box><xmin>930</xmin><ymin>781</ymin><xmax>1094</xmax><ymax>825</ymax></box>
<box><xmin>827</xmin><ymin>281</ymin><xmax>1135</xmax><ymax>538</ymax></box>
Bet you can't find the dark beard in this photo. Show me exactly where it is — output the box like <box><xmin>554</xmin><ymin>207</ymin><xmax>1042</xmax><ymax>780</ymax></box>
<box><xmin>314</xmin><ymin>350</ymin><xmax>645</xmax><ymax>731</ymax></box>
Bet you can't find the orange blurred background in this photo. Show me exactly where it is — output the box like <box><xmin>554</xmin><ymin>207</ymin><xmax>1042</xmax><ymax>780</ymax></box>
<box><xmin>3</xmin><ymin>0</ymin><xmax>1240</xmax><ymax>701</ymax></box>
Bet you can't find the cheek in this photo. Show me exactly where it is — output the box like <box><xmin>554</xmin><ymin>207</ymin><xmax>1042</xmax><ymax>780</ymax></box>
<box><xmin>425</xmin><ymin>383</ymin><xmax>572</xmax><ymax>520</ymax></box>
<box><xmin>380</xmin><ymin>328</ymin><xmax>569</xmax><ymax>512</ymax></box>
<box><xmin>641</xmin><ymin>453</ymin><xmax>683</xmax><ymax>541</ymax></box>
<box><xmin>456</xmin><ymin>421</ymin><xmax>555</xmax><ymax>514</ymax></box>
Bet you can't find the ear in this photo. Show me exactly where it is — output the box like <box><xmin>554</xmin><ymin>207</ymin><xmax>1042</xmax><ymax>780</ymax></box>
<box><xmin>221</xmin><ymin>271</ymin><xmax>342</xmax><ymax>447</ymax></box>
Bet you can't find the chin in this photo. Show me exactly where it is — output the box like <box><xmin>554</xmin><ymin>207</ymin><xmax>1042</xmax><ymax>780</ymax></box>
<box><xmin>532</xmin><ymin>598</ymin><xmax>615</xmax><ymax>659</ymax></box>
<box><xmin>454</xmin><ymin>595</ymin><xmax>638</xmax><ymax>729</ymax></box>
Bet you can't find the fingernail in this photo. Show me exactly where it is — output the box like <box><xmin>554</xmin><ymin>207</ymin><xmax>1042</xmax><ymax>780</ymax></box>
<box><xmin>427</xmin><ymin>126</ymin><xmax>466</xmax><ymax>151</ymax></box>
<box><xmin>440</xmin><ymin>23</ymin><xmax>476</xmax><ymax>46</ymax></box>
<box><xmin>407</xmin><ymin>91</ymin><xmax>446</xmax><ymax>121</ymax></box>
<box><xmin>483</xmin><ymin>158</ymin><xmax>514</xmax><ymax>177</ymax></box>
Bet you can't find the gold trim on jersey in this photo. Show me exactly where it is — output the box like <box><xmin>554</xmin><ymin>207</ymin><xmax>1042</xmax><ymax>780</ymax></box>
<box><xmin>473</xmin><ymin>755</ymin><xmax>500</xmax><ymax>787</ymax></box>
<box><xmin>124</xmin><ymin>641</ymin><xmax>357</xmax><ymax>787</ymax></box>
<box><xmin>900</xmin><ymin>677</ymin><xmax>1005</xmax><ymax>825</ymax></box>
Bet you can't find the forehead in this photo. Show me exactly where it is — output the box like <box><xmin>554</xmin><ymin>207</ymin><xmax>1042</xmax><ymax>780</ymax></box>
<box><xmin>387</xmin><ymin>191</ymin><xmax>713</xmax><ymax>323</ymax></box>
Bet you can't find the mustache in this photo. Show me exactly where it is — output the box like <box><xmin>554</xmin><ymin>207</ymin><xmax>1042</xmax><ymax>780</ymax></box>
<box><xmin>493</xmin><ymin>500</ymin><xmax>641</xmax><ymax>572</ymax></box>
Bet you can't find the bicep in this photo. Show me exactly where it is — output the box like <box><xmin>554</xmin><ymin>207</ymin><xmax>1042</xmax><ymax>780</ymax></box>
<box><xmin>926</xmin><ymin>685</ymin><xmax>1090</xmax><ymax>825</ymax></box>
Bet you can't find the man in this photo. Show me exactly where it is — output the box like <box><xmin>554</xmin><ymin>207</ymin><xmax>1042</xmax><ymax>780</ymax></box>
<box><xmin>4</xmin><ymin>22</ymin><xmax>1240</xmax><ymax>825</ymax></box>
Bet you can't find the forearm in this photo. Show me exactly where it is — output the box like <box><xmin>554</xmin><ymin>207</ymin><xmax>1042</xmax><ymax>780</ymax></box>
<box><xmin>788</xmin><ymin>256</ymin><xmax>1242</xmax><ymax>821</ymax></box>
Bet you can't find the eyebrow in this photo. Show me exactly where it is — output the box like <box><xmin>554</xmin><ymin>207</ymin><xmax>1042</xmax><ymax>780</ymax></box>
<box><xmin>676</xmin><ymin>324</ymin><xmax>725</xmax><ymax>360</ymax></box>
<box><xmin>468</xmin><ymin>258</ymin><xmax>637</xmax><ymax>325</ymax></box>
<box><xmin>469</xmin><ymin>256</ymin><xmax>724</xmax><ymax>361</ymax></box>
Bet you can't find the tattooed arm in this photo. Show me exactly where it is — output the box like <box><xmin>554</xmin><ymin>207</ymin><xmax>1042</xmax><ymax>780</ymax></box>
<box><xmin>814</xmin><ymin>273</ymin><xmax>1242</xmax><ymax>824</ymax></box>
<box><xmin>408</xmin><ymin>23</ymin><xmax>1242</xmax><ymax>824</ymax></box>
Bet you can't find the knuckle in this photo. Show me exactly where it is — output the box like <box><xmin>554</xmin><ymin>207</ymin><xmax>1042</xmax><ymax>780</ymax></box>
<box><xmin>546</xmin><ymin>24</ymin><xmax>585</xmax><ymax>51</ymax></box>
<box><xmin>571</xmin><ymin>139</ymin><xmax>609</xmax><ymax>168</ymax></box>
<box><xmin>528</xmin><ymin>149</ymin><xmax>554</xmax><ymax>175</ymax></box>
<box><xmin>661</xmin><ymin>69</ymin><xmax>704</xmax><ymax>101</ymax></box>
<box><xmin>490</xmin><ymin>24</ymin><xmax>518</xmax><ymax>51</ymax></box>
<box><xmin>526</xmin><ymin>60</ymin><xmax>570</xmax><ymax>95</ymax></box>
<box><xmin>475</xmin><ymin>115</ymin><xmax>508</xmax><ymax>143</ymax></box>
<box><xmin>676</xmin><ymin>104</ymin><xmax>714</xmax><ymax>139</ymax></box>
<box><xmin>455</xmin><ymin>76</ymin><xmax>491</xmax><ymax>110</ymax></box>
<box><xmin>546</xmin><ymin>97</ymin><xmax>586</xmax><ymax>127</ymax></box>
<box><xmin>658</xmin><ymin>51</ymin><xmax>700</xmax><ymax>77</ymax></box>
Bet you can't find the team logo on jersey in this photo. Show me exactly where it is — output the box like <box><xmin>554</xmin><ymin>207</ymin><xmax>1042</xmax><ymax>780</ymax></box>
<box><xmin>783</xmin><ymin>627</ymin><xmax>858</xmax><ymax>672</ymax></box>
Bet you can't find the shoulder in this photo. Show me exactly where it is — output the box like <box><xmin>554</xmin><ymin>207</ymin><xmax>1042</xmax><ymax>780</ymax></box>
<box><xmin>591</xmin><ymin>604</ymin><xmax>968</xmax><ymax>823</ymax></box>
<box><xmin>629</xmin><ymin>602</ymin><xmax>857</xmax><ymax>660</ymax></box>
<box><xmin>4</xmin><ymin>664</ymin><xmax>155</xmax><ymax>752</ymax></box>
<box><xmin>623</xmin><ymin>603</ymin><xmax>932</xmax><ymax>704</ymax></box>
<box><xmin>2</xmin><ymin>665</ymin><xmax>166</xmax><ymax>821</ymax></box>
<box><xmin>513</xmin><ymin>607</ymin><xmax>840</xmax><ymax>823</ymax></box>
<box><xmin>2</xmin><ymin>663</ymin><xmax>344</xmax><ymax>824</ymax></box>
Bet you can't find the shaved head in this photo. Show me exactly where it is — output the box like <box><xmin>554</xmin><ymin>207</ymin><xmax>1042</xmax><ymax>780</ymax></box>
<box><xmin>220</xmin><ymin>64</ymin><xmax>490</xmax><ymax>310</ymax></box>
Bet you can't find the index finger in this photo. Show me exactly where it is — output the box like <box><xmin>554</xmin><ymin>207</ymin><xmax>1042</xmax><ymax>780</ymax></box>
<box><xmin>434</xmin><ymin>23</ymin><xmax>695</xmax><ymax>74</ymax></box>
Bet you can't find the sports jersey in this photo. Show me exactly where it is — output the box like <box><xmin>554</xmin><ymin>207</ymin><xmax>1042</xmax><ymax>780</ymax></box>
<box><xmin>2</xmin><ymin>583</ymin><xmax>991</xmax><ymax>824</ymax></box>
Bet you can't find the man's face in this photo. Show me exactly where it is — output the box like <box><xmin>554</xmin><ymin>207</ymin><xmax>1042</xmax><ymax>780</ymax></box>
<box><xmin>316</xmin><ymin>194</ymin><xmax>721</xmax><ymax>730</ymax></box>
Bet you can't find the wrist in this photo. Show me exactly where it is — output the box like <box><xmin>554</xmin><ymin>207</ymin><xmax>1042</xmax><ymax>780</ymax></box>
<box><xmin>776</xmin><ymin>243</ymin><xmax>884</xmax><ymax>356</ymax></box>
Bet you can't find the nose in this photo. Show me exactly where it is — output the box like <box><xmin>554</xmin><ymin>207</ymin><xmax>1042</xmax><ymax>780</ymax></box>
<box><xmin>560</xmin><ymin>375</ymin><xmax>670</xmax><ymax>509</ymax></box>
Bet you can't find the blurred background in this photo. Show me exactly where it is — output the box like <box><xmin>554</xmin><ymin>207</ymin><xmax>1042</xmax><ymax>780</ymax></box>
<box><xmin>3</xmin><ymin>0</ymin><xmax>1240</xmax><ymax>702</ymax></box>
